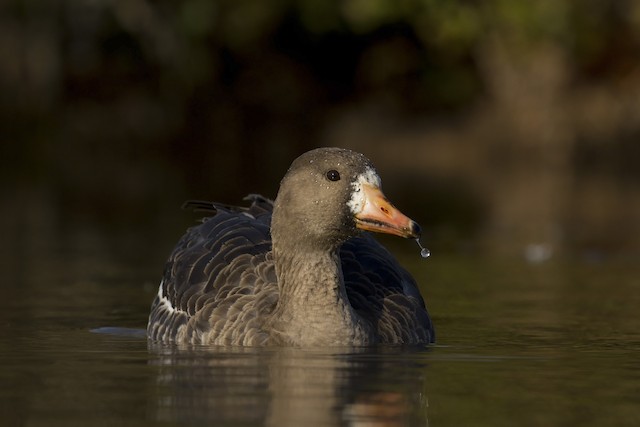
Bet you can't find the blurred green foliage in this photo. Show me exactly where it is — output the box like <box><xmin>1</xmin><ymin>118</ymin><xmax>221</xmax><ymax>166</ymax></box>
<box><xmin>4</xmin><ymin>0</ymin><xmax>637</xmax><ymax>113</ymax></box>
<box><xmin>1</xmin><ymin>0</ymin><xmax>639</xmax><ymax>252</ymax></box>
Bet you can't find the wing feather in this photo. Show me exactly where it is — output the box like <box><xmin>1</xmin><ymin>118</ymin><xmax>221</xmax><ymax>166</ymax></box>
<box><xmin>340</xmin><ymin>234</ymin><xmax>435</xmax><ymax>343</ymax></box>
<box><xmin>148</xmin><ymin>197</ymin><xmax>277</xmax><ymax>345</ymax></box>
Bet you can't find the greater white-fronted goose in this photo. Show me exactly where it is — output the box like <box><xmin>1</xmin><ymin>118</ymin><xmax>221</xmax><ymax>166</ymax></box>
<box><xmin>148</xmin><ymin>147</ymin><xmax>434</xmax><ymax>346</ymax></box>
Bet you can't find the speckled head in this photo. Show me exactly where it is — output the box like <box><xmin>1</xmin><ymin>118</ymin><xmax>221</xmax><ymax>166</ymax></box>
<box><xmin>272</xmin><ymin>147</ymin><xmax>420</xmax><ymax>251</ymax></box>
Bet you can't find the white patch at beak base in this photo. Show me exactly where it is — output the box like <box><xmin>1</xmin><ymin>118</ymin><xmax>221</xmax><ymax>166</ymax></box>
<box><xmin>347</xmin><ymin>168</ymin><xmax>382</xmax><ymax>214</ymax></box>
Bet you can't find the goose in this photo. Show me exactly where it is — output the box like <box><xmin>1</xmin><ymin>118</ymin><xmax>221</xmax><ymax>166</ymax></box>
<box><xmin>147</xmin><ymin>147</ymin><xmax>434</xmax><ymax>346</ymax></box>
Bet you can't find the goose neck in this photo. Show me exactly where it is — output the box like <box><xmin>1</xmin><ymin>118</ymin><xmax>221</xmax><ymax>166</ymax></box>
<box><xmin>269</xmin><ymin>245</ymin><xmax>371</xmax><ymax>345</ymax></box>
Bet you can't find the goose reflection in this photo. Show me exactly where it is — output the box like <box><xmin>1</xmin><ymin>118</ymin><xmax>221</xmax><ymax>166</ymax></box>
<box><xmin>148</xmin><ymin>343</ymin><xmax>430</xmax><ymax>426</ymax></box>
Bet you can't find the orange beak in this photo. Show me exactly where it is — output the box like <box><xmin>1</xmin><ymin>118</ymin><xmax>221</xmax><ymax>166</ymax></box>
<box><xmin>354</xmin><ymin>184</ymin><xmax>421</xmax><ymax>239</ymax></box>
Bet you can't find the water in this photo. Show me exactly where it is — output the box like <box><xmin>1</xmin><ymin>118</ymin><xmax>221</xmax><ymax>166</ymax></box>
<box><xmin>415</xmin><ymin>238</ymin><xmax>431</xmax><ymax>259</ymax></box>
<box><xmin>2</xmin><ymin>223</ymin><xmax>639</xmax><ymax>426</ymax></box>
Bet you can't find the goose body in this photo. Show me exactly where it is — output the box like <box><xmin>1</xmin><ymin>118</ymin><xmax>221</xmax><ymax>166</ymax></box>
<box><xmin>147</xmin><ymin>148</ymin><xmax>434</xmax><ymax>346</ymax></box>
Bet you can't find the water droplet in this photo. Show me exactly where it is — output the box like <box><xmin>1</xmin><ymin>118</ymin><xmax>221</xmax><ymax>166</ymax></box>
<box><xmin>415</xmin><ymin>238</ymin><xmax>431</xmax><ymax>259</ymax></box>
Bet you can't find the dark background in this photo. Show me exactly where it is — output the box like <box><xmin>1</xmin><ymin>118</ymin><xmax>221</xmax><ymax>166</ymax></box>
<box><xmin>2</xmin><ymin>0</ymin><xmax>639</xmax><ymax>259</ymax></box>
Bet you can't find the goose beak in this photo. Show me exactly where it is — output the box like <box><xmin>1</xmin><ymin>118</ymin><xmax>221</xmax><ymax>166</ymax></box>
<box><xmin>354</xmin><ymin>184</ymin><xmax>421</xmax><ymax>239</ymax></box>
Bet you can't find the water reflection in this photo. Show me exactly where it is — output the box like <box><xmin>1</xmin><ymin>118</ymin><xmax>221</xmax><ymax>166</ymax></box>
<box><xmin>148</xmin><ymin>344</ymin><xmax>430</xmax><ymax>426</ymax></box>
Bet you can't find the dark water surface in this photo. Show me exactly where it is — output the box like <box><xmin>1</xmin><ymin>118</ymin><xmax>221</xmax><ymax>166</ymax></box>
<box><xmin>2</xmin><ymin>223</ymin><xmax>639</xmax><ymax>426</ymax></box>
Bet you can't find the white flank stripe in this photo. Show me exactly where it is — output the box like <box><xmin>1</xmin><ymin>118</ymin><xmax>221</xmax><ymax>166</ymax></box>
<box><xmin>156</xmin><ymin>279</ymin><xmax>188</xmax><ymax>316</ymax></box>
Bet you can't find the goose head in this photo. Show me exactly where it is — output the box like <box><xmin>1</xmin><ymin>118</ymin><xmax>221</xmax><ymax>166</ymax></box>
<box><xmin>271</xmin><ymin>147</ymin><xmax>420</xmax><ymax>251</ymax></box>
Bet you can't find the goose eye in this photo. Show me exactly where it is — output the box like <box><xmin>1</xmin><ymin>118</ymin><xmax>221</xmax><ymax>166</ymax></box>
<box><xmin>326</xmin><ymin>170</ymin><xmax>341</xmax><ymax>182</ymax></box>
